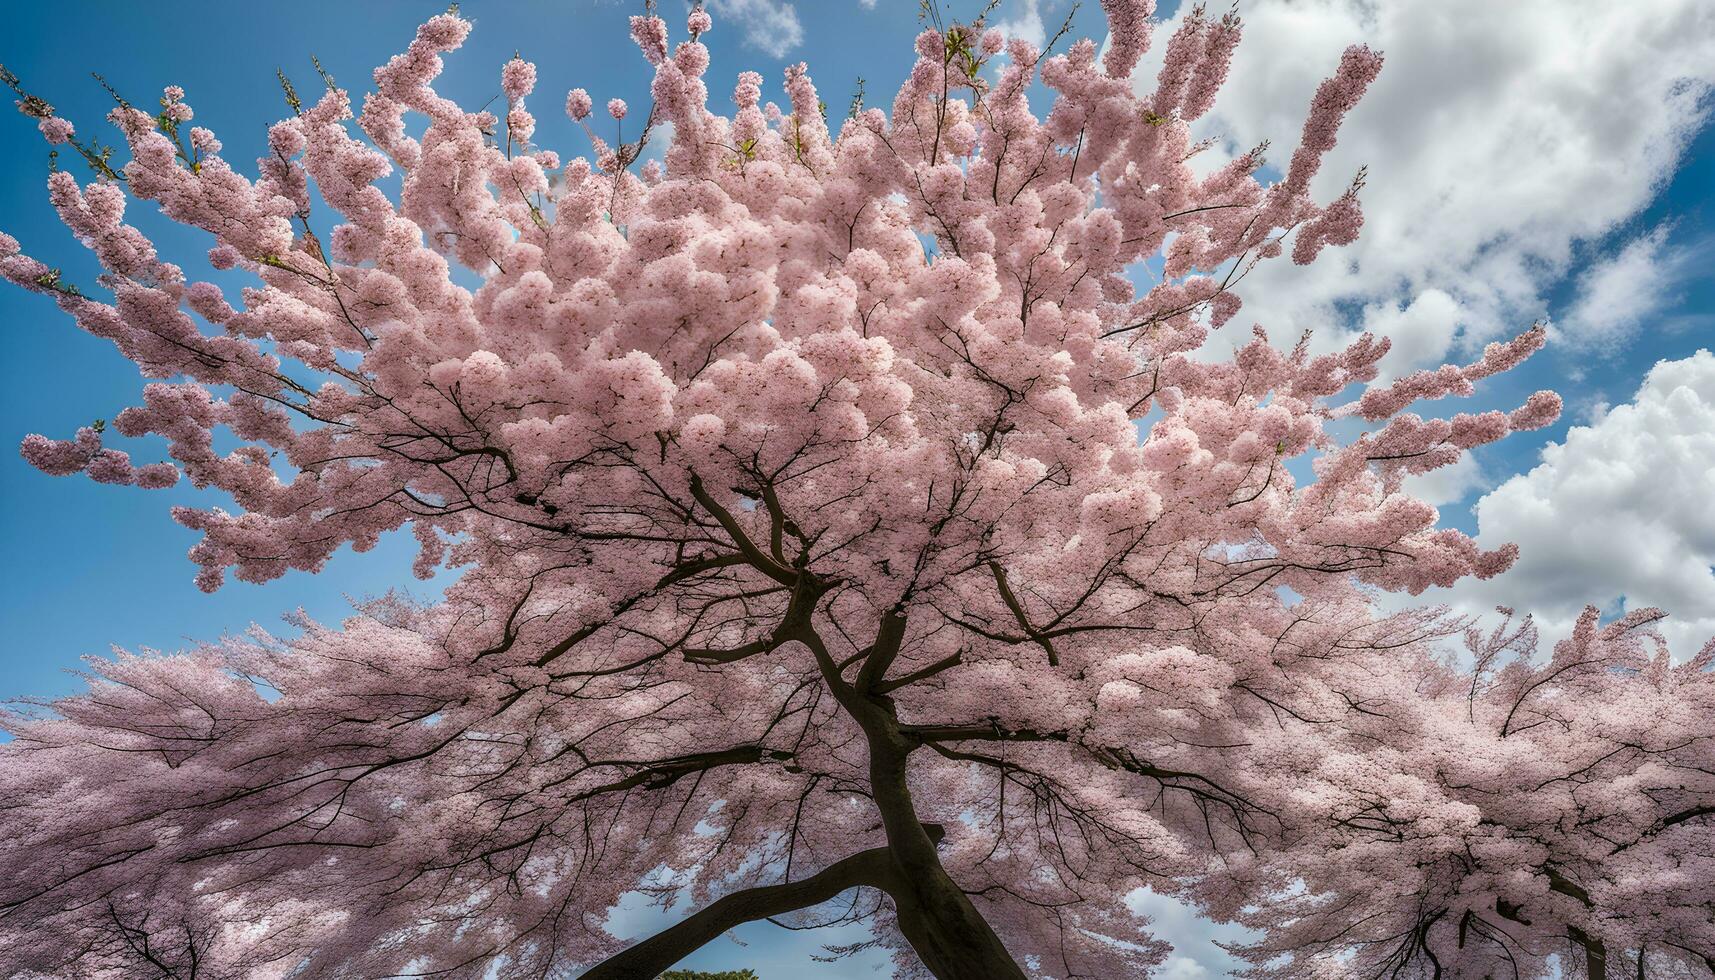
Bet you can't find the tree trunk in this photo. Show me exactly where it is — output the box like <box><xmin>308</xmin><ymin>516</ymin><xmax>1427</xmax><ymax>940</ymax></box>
<box><xmin>1547</xmin><ymin>869</ymin><xmax>1607</xmax><ymax>980</ymax></box>
<box><xmin>866</xmin><ymin>729</ymin><xmax>1029</xmax><ymax>980</ymax></box>
<box><xmin>583</xmin><ymin>606</ymin><xmax>1029</xmax><ymax>980</ymax></box>
<box><xmin>1570</xmin><ymin>925</ymin><xmax>1608</xmax><ymax>980</ymax></box>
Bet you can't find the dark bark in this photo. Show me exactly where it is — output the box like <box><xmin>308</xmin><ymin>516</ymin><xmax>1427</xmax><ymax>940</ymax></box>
<box><xmin>863</xmin><ymin>727</ymin><xmax>1029</xmax><ymax>980</ymax></box>
<box><xmin>576</xmin><ymin>846</ymin><xmax>898</xmax><ymax>980</ymax></box>
<box><xmin>1570</xmin><ymin>925</ymin><xmax>1608</xmax><ymax>980</ymax></box>
<box><xmin>797</xmin><ymin>599</ymin><xmax>1028</xmax><ymax>980</ymax></box>
<box><xmin>590</xmin><ymin>557</ymin><xmax>1032</xmax><ymax>980</ymax></box>
<box><xmin>1547</xmin><ymin>868</ymin><xmax>1607</xmax><ymax>980</ymax></box>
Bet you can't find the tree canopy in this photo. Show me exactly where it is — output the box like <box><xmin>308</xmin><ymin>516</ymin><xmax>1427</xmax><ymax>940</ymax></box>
<box><xmin>1</xmin><ymin>2</ymin><xmax>1709</xmax><ymax>978</ymax></box>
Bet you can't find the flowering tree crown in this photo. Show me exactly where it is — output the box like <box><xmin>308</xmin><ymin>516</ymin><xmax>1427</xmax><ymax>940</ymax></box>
<box><xmin>12</xmin><ymin>4</ymin><xmax>1700</xmax><ymax>980</ymax></box>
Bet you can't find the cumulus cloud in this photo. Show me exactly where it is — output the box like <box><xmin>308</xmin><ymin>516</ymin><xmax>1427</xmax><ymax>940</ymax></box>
<box><xmin>995</xmin><ymin>0</ymin><xmax>1048</xmax><ymax>51</ymax></box>
<box><xmin>1555</xmin><ymin>225</ymin><xmax>1701</xmax><ymax>350</ymax></box>
<box><xmin>1402</xmin><ymin>453</ymin><xmax>1487</xmax><ymax>510</ymax></box>
<box><xmin>1358</xmin><ymin>288</ymin><xmax>1464</xmax><ymax>380</ymax></box>
<box><xmin>1428</xmin><ymin>351</ymin><xmax>1715</xmax><ymax>657</ymax></box>
<box><xmin>708</xmin><ymin>0</ymin><xmax>805</xmax><ymax>58</ymax></box>
<box><xmin>1126</xmin><ymin>0</ymin><xmax>1715</xmax><ymax>370</ymax></box>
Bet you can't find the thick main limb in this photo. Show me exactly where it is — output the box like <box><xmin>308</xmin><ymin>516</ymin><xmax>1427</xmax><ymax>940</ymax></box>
<box><xmin>576</xmin><ymin>846</ymin><xmax>899</xmax><ymax>980</ymax></box>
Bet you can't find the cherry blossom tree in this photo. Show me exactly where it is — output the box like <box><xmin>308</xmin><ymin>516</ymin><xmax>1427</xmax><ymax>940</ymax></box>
<box><xmin>8</xmin><ymin>2</ymin><xmax>1675</xmax><ymax>978</ymax></box>
<box><xmin>1211</xmin><ymin>606</ymin><xmax>1715</xmax><ymax>980</ymax></box>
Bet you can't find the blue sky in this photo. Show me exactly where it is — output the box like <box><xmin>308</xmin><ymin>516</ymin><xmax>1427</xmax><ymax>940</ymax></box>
<box><xmin>1</xmin><ymin>0</ymin><xmax>1711</xmax><ymax>976</ymax></box>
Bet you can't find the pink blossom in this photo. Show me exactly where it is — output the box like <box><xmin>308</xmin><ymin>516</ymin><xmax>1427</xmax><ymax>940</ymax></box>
<box><xmin>1099</xmin><ymin>0</ymin><xmax>1153</xmax><ymax>80</ymax></box>
<box><xmin>37</xmin><ymin>115</ymin><xmax>74</xmax><ymax>144</ymax></box>
<box><xmin>1281</xmin><ymin>44</ymin><xmax>1383</xmax><ymax>197</ymax></box>
<box><xmin>500</xmin><ymin>56</ymin><xmax>536</xmax><ymax>101</ymax></box>
<box><xmin>629</xmin><ymin>14</ymin><xmax>669</xmax><ymax>65</ymax></box>
<box><xmin>565</xmin><ymin>87</ymin><xmax>592</xmax><ymax>120</ymax></box>
<box><xmin>21</xmin><ymin>428</ymin><xmax>178</xmax><ymax>488</ymax></box>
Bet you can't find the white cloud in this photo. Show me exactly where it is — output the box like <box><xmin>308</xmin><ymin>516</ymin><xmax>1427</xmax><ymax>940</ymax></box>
<box><xmin>859</xmin><ymin>0</ymin><xmax>878</xmax><ymax>8</ymax></box>
<box><xmin>1402</xmin><ymin>453</ymin><xmax>1486</xmax><ymax>510</ymax></box>
<box><xmin>1359</xmin><ymin>288</ymin><xmax>1463</xmax><ymax>379</ymax></box>
<box><xmin>1126</xmin><ymin>0</ymin><xmax>1715</xmax><ymax>369</ymax></box>
<box><xmin>640</xmin><ymin>119</ymin><xmax>677</xmax><ymax>167</ymax></box>
<box><xmin>1157</xmin><ymin>957</ymin><xmax>1214</xmax><ymax>980</ymax></box>
<box><xmin>1126</xmin><ymin>887</ymin><xmax>1253</xmax><ymax>978</ymax></box>
<box><xmin>708</xmin><ymin>0</ymin><xmax>805</xmax><ymax>58</ymax></box>
<box><xmin>1555</xmin><ymin>225</ymin><xmax>1699</xmax><ymax>350</ymax></box>
<box><xmin>995</xmin><ymin>0</ymin><xmax>1048</xmax><ymax>51</ymax></box>
<box><xmin>1427</xmin><ymin>351</ymin><xmax>1715</xmax><ymax>657</ymax></box>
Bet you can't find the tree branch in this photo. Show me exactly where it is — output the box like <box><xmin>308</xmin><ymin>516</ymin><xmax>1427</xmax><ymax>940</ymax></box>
<box><xmin>874</xmin><ymin>651</ymin><xmax>963</xmax><ymax>694</ymax></box>
<box><xmin>855</xmin><ymin>608</ymin><xmax>909</xmax><ymax>692</ymax></box>
<box><xmin>575</xmin><ymin>846</ymin><xmax>898</xmax><ymax>980</ymax></box>
<box><xmin>689</xmin><ymin>474</ymin><xmax>798</xmax><ymax>586</ymax></box>
<box><xmin>987</xmin><ymin>561</ymin><xmax>1058</xmax><ymax>666</ymax></box>
<box><xmin>565</xmin><ymin>745</ymin><xmax>791</xmax><ymax>803</ymax></box>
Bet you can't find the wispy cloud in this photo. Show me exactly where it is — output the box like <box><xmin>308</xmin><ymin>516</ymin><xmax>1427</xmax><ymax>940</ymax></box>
<box><xmin>708</xmin><ymin>0</ymin><xmax>805</xmax><ymax>58</ymax></box>
<box><xmin>1556</xmin><ymin>225</ymin><xmax>1700</xmax><ymax>350</ymax></box>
